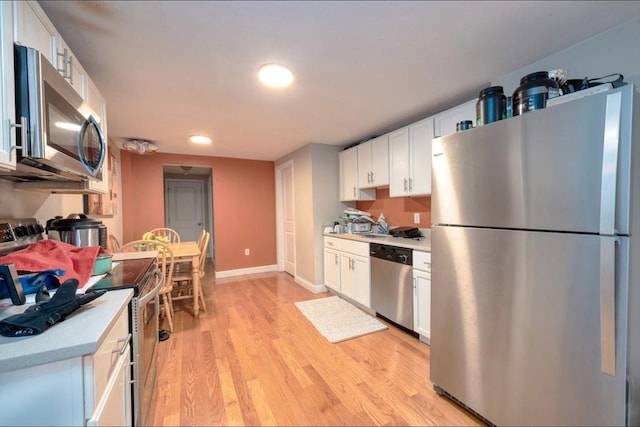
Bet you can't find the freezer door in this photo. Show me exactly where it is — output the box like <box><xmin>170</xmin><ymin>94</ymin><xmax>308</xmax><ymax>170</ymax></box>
<box><xmin>431</xmin><ymin>85</ymin><xmax>634</xmax><ymax>235</ymax></box>
<box><xmin>431</xmin><ymin>226</ymin><xmax>628</xmax><ymax>426</ymax></box>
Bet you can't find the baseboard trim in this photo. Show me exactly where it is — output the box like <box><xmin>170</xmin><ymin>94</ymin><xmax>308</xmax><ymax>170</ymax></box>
<box><xmin>215</xmin><ymin>264</ymin><xmax>277</xmax><ymax>278</ymax></box>
<box><xmin>294</xmin><ymin>276</ymin><xmax>328</xmax><ymax>294</ymax></box>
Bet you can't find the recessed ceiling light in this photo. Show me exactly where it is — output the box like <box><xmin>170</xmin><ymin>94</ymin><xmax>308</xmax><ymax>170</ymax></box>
<box><xmin>258</xmin><ymin>63</ymin><xmax>294</xmax><ymax>88</ymax></box>
<box><xmin>190</xmin><ymin>135</ymin><xmax>212</xmax><ymax>144</ymax></box>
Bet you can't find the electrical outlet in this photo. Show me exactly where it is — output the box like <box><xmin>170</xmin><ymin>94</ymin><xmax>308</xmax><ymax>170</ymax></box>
<box><xmin>414</xmin><ymin>213</ymin><xmax>420</xmax><ymax>224</ymax></box>
<box><xmin>244</xmin><ymin>248</ymin><xmax>250</xmax><ymax>256</ymax></box>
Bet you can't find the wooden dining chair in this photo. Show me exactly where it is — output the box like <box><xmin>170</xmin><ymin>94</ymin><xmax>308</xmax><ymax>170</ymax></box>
<box><xmin>171</xmin><ymin>231</ymin><xmax>209</xmax><ymax>312</ymax></box>
<box><xmin>119</xmin><ymin>239</ymin><xmax>176</xmax><ymax>333</ymax></box>
<box><xmin>148</xmin><ymin>227</ymin><xmax>181</xmax><ymax>243</ymax></box>
<box><xmin>108</xmin><ymin>234</ymin><xmax>121</xmax><ymax>252</ymax></box>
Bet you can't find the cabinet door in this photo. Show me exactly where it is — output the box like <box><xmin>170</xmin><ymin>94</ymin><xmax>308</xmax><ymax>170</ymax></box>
<box><xmin>370</xmin><ymin>134</ymin><xmax>389</xmax><ymax>187</ymax></box>
<box><xmin>87</xmin><ymin>344</ymin><xmax>132</xmax><ymax>427</ymax></box>
<box><xmin>352</xmin><ymin>254</ymin><xmax>371</xmax><ymax>308</ymax></box>
<box><xmin>323</xmin><ymin>247</ymin><xmax>341</xmax><ymax>292</ymax></box>
<box><xmin>13</xmin><ymin>0</ymin><xmax>57</xmax><ymax>64</ymax></box>
<box><xmin>413</xmin><ymin>270</ymin><xmax>431</xmax><ymax>340</ymax></box>
<box><xmin>388</xmin><ymin>126</ymin><xmax>410</xmax><ymax>197</ymax></box>
<box><xmin>340</xmin><ymin>146</ymin><xmax>374</xmax><ymax>201</ymax></box>
<box><xmin>340</xmin><ymin>253</ymin><xmax>355</xmax><ymax>299</ymax></box>
<box><xmin>56</xmin><ymin>39</ymin><xmax>86</xmax><ymax>99</ymax></box>
<box><xmin>85</xmin><ymin>78</ymin><xmax>107</xmax><ymax>138</ymax></box>
<box><xmin>408</xmin><ymin>118</ymin><xmax>433</xmax><ymax>196</ymax></box>
<box><xmin>339</xmin><ymin>147</ymin><xmax>358</xmax><ymax>201</ymax></box>
<box><xmin>357</xmin><ymin>141</ymin><xmax>373</xmax><ymax>188</ymax></box>
<box><xmin>433</xmin><ymin>98</ymin><xmax>477</xmax><ymax>138</ymax></box>
<box><xmin>0</xmin><ymin>1</ymin><xmax>16</xmax><ymax>170</ymax></box>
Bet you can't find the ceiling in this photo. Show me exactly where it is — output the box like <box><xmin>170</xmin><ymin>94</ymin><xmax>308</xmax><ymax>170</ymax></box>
<box><xmin>39</xmin><ymin>1</ymin><xmax>640</xmax><ymax>161</ymax></box>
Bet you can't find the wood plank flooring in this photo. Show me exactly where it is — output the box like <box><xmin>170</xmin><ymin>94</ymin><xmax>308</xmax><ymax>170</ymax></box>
<box><xmin>149</xmin><ymin>262</ymin><xmax>484</xmax><ymax>426</ymax></box>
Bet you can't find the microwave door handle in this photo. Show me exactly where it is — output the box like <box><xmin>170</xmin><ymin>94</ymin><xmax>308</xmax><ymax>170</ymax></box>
<box><xmin>77</xmin><ymin>115</ymin><xmax>106</xmax><ymax>176</ymax></box>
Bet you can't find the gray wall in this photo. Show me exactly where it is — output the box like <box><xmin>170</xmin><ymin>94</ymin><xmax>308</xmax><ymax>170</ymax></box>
<box><xmin>493</xmin><ymin>17</ymin><xmax>640</xmax><ymax>94</ymax></box>
<box><xmin>275</xmin><ymin>143</ymin><xmax>344</xmax><ymax>286</ymax></box>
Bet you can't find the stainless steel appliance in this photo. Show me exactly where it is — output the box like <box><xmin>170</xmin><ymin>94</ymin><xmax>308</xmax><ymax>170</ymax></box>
<box><xmin>431</xmin><ymin>85</ymin><xmax>639</xmax><ymax>426</ymax></box>
<box><xmin>370</xmin><ymin>243</ymin><xmax>415</xmax><ymax>331</ymax></box>
<box><xmin>0</xmin><ymin>218</ymin><xmax>159</xmax><ymax>427</ymax></box>
<box><xmin>0</xmin><ymin>44</ymin><xmax>105</xmax><ymax>183</ymax></box>
<box><xmin>46</xmin><ymin>213</ymin><xmax>107</xmax><ymax>249</ymax></box>
<box><xmin>93</xmin><ymin>258</ymin><xmax>161</xmax><ymax>427</ymax></box>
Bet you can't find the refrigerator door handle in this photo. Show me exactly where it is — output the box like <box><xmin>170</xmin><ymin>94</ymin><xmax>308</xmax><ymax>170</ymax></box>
<box><xmin>599</xmin><ymin>90</ymin><xmax>622</xmax><ymax>236</ymax></box>
<box><xmin>600</xmin><ymin>236</ymin><xmax>617</xmax><ymax>376</ymax></box>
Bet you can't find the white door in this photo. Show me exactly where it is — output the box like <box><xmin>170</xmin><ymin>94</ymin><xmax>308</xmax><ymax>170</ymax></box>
<box><xmin>166</xmin><ymin>179</ymin><xmax>204</xmax><ymax>243</ymax></box>
<box><xmin>282</xmin><ymin>163</ymin><xmax>295</xmax><ymax>275</ymax></box>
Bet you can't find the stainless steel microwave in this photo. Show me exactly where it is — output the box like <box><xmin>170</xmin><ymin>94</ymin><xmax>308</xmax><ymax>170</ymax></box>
<box><xmin>10</xmin><ymin>44</ymin><xmax>105</xmax><ymax>182</ymax></box>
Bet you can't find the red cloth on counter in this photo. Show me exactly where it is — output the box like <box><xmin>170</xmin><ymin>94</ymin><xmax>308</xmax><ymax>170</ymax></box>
<box><xmin>0</xmin><ymin>240</ymin><xmax>103</xmax><ymax>288</ymax></box>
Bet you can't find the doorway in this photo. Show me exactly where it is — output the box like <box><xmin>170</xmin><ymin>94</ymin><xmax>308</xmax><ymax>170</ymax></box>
<box><xmin>163</xmin><ymin>165</ymin><xmax>214</xmax><ymax>260</ymax></box>
<box><xmin>275</xmin><ymin>160</ymin><xmax>295</xmax><ymax>276</ymax></box>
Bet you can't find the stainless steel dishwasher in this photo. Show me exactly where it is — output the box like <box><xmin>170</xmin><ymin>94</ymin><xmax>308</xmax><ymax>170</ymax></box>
<box><xmin>370</xmin><ymin>243</ymin><xmax>414</xmax><ymax>331</ymax></box>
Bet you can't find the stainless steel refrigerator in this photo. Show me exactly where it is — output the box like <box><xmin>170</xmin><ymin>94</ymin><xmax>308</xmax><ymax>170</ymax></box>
<box><xmin>430</xmin><ymin>84</ymin><xmax>639</xmax><ymax>426</ymax></box>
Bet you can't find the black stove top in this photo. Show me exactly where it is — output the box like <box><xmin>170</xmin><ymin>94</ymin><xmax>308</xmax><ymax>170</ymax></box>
<box><xmin>92</xmin><ymin>258</ymin><xmax>156</xmax><ymax>297</ymax></box>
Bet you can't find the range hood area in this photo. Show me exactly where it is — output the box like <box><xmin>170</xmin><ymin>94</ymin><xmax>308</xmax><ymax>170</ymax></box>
<box><xmin>0</xmin><ymin>166</ymin><xmax>104</xmax><ymax>194</ymax></box>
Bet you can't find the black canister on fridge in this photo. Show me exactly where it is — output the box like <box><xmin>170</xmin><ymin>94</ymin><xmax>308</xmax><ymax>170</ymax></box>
<box><xmin>476</xmin><ymin>86</ymin><xmax>506</xmax><ymax>126</ymax></box>
<box><xmin>512</xmin><ymin>71</ymin><xmax>560</xmax><ymax>116</ymax></box>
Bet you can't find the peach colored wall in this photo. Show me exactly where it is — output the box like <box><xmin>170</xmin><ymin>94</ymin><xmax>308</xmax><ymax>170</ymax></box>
<box><xmin>120</xmin><ymin>151</ymin><xmax>276</xmax><ymax>272</ymax></box>
<box><xmin>356</xmin><ymin>188</ymin><xmax>431</xmax><ymax>228</ymax></box>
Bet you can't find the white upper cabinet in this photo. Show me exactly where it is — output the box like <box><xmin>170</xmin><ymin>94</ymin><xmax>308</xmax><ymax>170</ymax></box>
<box><xmin>433</xmin><ymin>98</ymin><xmax>477</xmax><ymax>138</ymax></box>
<box><xmin>14</xmin><ymin>1</ymin><xmax>88</xmax><ymax>100</ymax></box>
<box><xmin>340</xmin><ymin>146</ymin><xmax>375</xmax><ymax>202</ymax></box>
<box><xmin>13</xmin><ymin>1</ymin><xmax>57</xmax><ymax>64</ymax></box>
<box><xmin>56</xmin><ymin>38</ymin><xmax>86</xmax><ymax>99</ymax></box>
<box><xmin>357</xmin><ymin>134</ymin><xmax>389</xmax><ymax>189</ymax></box>
<box><xmin>389</xmin><ymin>117</ymin><xmax>433</xmax><ymax>197</ymax></box>
<box><xmin>0</xmin><ymin>1</ymin><xmax>16</xmax><ymax>170</ymax></box>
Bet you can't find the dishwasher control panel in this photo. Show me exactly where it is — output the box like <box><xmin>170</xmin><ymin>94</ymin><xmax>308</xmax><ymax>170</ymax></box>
<box><xmin>370</xmin><ymin>243</ymin><xmax>413</xmax><ymax>265</ymax></box>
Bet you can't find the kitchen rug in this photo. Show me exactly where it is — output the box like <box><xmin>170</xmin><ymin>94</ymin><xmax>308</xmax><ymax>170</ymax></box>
<box><xmin>294</xmin><ymin>296</ymin><xmax>387</xmax><ymax>343</ymax></box>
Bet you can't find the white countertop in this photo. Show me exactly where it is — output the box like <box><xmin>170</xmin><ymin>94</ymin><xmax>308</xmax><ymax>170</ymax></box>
<box><xmin>323</xmin><ymin>231</ymin><xmax>431</xmax><ymax>252</ymax></box>
<box><xmin>0</xmin><ymin>288</ymin><xmax>133</xmax><ymax>373</ymax></box>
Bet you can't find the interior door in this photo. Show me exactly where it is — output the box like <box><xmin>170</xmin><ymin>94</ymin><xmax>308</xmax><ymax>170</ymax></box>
<box><xmin>282</xmin><ymin>163</ymin><xmax>295</xmax><ymax>276</ymax></box>
<box><xmin>165</xmin><ymin>179</ymin><xmax>204</xmax><ymax>243</ymax></box>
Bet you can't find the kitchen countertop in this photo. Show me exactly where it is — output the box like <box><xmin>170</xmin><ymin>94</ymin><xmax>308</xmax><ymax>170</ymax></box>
<box><xmin>0</xmin><ymin>288</ymin><xmax>132</xmax><ymax>373</ymax></box>
<box><xmin>323</xmin><ymin>231</ymin><xmax>431</xmax><ymax>252</ymax></box>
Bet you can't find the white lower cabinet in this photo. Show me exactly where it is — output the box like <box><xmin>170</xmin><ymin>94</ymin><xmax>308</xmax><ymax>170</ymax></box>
<box><xmin>0</xmin><ymin>305</ymin><xmax>132</xmax><ymax>426</ymax></box>
<box><xmin>323</xmin><ymin>236</ymin><xmax>371</xmax><ymax>308</ymax></box>
<box><xmin>412</xmin><ymin>250</ymin><xmax>431</xmax><ymax>343</ymax></box>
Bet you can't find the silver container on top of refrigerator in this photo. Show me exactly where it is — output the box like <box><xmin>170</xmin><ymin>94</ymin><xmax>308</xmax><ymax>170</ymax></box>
<box><xmin>46</xmin><ymin>214</ymin><xmax>107</xmax><ymax>249</ymax></box>
<box><xmin>431</xmin><ymin>84</ymin><xmax>639</xmax><ymax>426</ymax></box>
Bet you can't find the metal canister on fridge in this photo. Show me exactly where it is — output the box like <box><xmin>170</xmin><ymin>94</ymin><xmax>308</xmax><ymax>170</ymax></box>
<box><xmin>476</xmin><ymin>86</ymin><xmax>506</xmax><ymax>126</ymax></box>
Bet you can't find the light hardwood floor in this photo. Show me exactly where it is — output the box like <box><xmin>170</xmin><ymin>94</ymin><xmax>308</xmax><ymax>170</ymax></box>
<box><xmin>150</xmin><ymin>262</ymin><xmax>484</xmax><ymax>426</ymax></box>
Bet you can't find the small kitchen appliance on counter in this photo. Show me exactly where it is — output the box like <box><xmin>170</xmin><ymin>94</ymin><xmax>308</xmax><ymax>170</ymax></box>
<box><xmin>389</xmin><ymin>226</ymin><xmax>422</xmax><ymax>239</ymax></box>
<box><xmin>46</xmin><ymin>214</ymin><xmax>107</xmax><ymax>249</ymax></box>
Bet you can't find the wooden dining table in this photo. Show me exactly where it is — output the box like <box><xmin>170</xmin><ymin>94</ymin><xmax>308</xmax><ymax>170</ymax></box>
<box><xmin>164</xmin><ymin>241</ymin><xmax>202</xmax><ymax>317</ymax></box>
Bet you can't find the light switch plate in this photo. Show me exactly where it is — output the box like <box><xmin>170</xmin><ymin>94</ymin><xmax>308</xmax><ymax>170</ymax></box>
<box><xmin>414</xmin><ymin>213</ymin><xmax>420</xmax><ymax>224</ymax></box>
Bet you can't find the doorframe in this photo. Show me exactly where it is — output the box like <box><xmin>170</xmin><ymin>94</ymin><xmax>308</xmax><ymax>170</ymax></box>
<box><xmin>163</xmin><ymin>172</ymin><xmax>214</xmax><ymax>260</ymax></box>
<box><xmin>275</xmin><ymin>160</ymin><xmax>295</xmax><ymax>274</ymax></box>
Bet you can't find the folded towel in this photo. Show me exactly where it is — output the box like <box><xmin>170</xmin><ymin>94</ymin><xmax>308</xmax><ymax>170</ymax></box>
<box><xmin>0</xmin><ymin>240</ymin><xmax>103</xmax><ymax>289</ymax></box>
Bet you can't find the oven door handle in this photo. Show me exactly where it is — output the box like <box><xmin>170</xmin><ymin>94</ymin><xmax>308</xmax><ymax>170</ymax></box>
<box><xmin>138</xmin><ymin>268</ymin><xmax>163</xmax><ymax>307</ymax></box>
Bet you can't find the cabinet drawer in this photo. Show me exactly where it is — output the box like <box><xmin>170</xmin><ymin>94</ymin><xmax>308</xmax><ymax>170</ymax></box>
<box><xmin>340</xmin><ymin>239</ymin><xmax>369</xmax><ymax>257</ymax></box>
<box><xmin>324</xmin><ymin>236</ymin><xmax>341</xmax><ymax>250</ymax></box>
<box><xmin>85</xmin><ymin>304</ymin><xmax>129</xmax><ymax>410</ymax></box>
<box><xmin>413</xmin><ymin>250</ymin><xmax>431</xmax><ymax>272</ymax></box>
